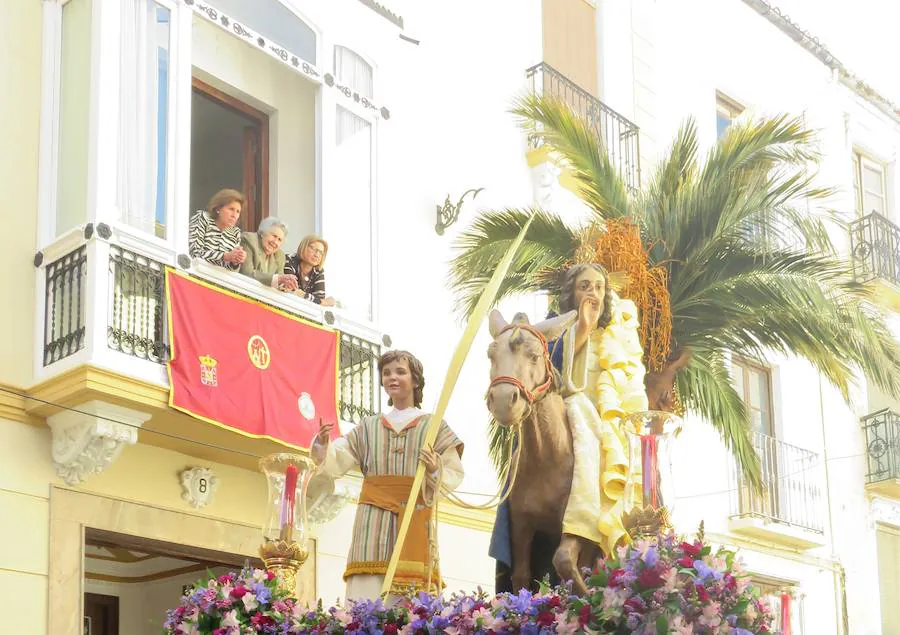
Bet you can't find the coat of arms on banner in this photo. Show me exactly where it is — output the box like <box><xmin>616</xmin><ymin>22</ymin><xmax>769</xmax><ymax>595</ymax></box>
<box><xmin>298</xmin><ymin>392</ymin><xmax>316</xmax><ymax>420</ymax></box>
<box><xmin>247</xmin><ymin>335</ymin><xmax>271</xmax><ymax>369</ymax></box>
<box><xmin>199</xmin><ymin>355</ymin><xmax>218</xmax><ymax>386</ymax></box>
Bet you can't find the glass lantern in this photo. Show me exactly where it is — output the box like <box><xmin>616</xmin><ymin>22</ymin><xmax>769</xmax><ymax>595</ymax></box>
<box><xmin>622</xmin><ymin>410</ymin><xmax>683</xmax><ymax>539</ymax></box>
<box><xmin>258</xmin><ymin>453</ymin><xmax>317</xmax><ymax>594</ymax></box>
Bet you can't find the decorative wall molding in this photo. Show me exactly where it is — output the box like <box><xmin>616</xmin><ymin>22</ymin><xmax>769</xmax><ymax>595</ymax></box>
<box><xmin>179</xmin><ymin>467</ymin><xmax>219</xmax><ymax>508</ymax></box>
<box><xmin>871</xmin><ymin>496</ymin><xmax>900</xmax><ymax>529</ymax></box>
<box><xmin>47</xmin><ymin>400</ymin><xmax>151</xmax><ymax>485</ymax></box>
<box><xmin>531</xmin><ymin>161</ymin><xmax>562</xmax><ymax>209</ymax></box>
<box><xmin>184</xmin><ymin>0</ymin><xmax>391</xmax><ymax>118</ymax></box>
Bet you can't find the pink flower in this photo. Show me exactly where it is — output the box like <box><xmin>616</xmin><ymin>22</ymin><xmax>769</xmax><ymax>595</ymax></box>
<box><xmin>554</xmin><ymin>612</ymin><xmax>582</xmax><ymax>634</ymax></box>
<box><xmin>602</xmin><ymin>587</ymin><xmax>628</xmax><ymax>609</ymax></box>
<box><xmin>472</xmin><ymin>607</ymin><xmax>494</xmax><ymax>629</ymax></box>
<box><xmin>662</xmin><ymin>567</ymin><xmax>678</xmax><ymax>593</ymax></box>
<box><xmin>697</xmin><ymin>601</ymin><xmax>722</xmax><ymax>627</ymax></box>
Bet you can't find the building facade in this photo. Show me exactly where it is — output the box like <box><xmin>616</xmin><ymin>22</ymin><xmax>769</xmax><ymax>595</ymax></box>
<box><xmin>0</xmin><ymin>0</ymin><xmax>898</xmax><ymax>633</ymax></box>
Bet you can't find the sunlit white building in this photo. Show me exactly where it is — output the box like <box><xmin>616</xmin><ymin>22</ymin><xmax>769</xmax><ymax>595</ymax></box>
<box><xmin>0</xmin><ymin>0</ymin><xmax>898</xmax><ymax>633</ymax></box>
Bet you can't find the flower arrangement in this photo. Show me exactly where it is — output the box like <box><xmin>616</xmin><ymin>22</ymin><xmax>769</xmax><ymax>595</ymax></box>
<box><xmin>164</xmin><ymin>530</ymin><xmax>774</xmax><ymax>634</ymax></box>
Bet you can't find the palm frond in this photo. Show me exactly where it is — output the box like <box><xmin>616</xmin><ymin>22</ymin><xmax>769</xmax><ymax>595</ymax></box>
<box><xmin>449</xmin><ymin>208</ymin><xmax>577</xmax><ymax>317</ymax></box>
<box><xmin>511</xmin><ymin>95</ymin><xmax>631</xmax><ymax>219</ymax></box>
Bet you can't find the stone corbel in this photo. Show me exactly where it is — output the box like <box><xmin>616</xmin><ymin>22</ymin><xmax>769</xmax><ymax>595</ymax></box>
<box><xmin>47</xmin><ymin>400</ymin><xmax>151</xmax><ymax>485</ymax></box>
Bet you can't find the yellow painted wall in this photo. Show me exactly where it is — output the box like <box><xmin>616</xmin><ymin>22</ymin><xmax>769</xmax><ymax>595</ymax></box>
<box><xmin>542</xmin><ymin>0</ymin><xmax>598</xmax><ymax>95</ymax></box>
<box><xmin>0</xmin><ymin>0</ymin><xmax>42</xmax><ymax>389</ymax></box>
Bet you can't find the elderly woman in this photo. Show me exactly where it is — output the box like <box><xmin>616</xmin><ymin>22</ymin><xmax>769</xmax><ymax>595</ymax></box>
<box><xmin>238</xmin><ymin>217</ymin><xmax>298</xmax><ymax>290</ymax></box>
<box><xmin>284</xmin><ymin>235</ymin><xmax>336</xmax><ymax>306</ymax></box>
<box><xmin>188</xmin><ymin>188</ymin><xmax>246</xmax><ymax>270</ymax></box>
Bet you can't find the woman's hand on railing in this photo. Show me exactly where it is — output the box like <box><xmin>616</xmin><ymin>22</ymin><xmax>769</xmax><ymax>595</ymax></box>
<box><xmin>275</xmin><ymin>274</ymin><xmax>298</xmax><ymax>291</ymax></box>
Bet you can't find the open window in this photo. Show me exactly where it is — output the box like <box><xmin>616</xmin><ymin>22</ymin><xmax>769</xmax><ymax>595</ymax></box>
<box><xmin>190</xmin><ymin>78</ymin><xmax>269</xmax><ymax>233</ymax></box>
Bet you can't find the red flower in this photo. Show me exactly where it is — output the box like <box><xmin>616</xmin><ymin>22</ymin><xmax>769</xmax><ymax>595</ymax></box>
<box><xmin>536</xmin><ymin>611</ymin><xmax>555</xmax><ymax>627</ymax></box>
<box><xmin>695</xmin><ymin>584</ymin><xmax>710</xmax><ymax>602</ymax></box>
<box><xmin>546</xmin><ymin>596</ymin><xmax>562</xmax><ymax>609</ymax></box>
<box><xmin>579</xmin><ymin>604</ymin><xmax>591</xmax><ymax>625</ymax></box>
<box><xmin>229</xmin><ymin>586</ymin><xmax>248</xmax><ymax>599</ymax></box>
<box><xmin>266</xmin><ymin>571</ymin><xmax>276</xmax><ymax>581</ymax></box>
<box><xmin>217</xmin><ymin>573</ymin><xmax>234</xmax><ymax>584</ymax></box>
<box><xmin>676</xmin><ymin>556</ymin><xmax>695</xmax><ymax>569</ymax></box>
<box><xmin>384</xmin><ymin>625</ymin><xmax>398</xmax><ymax>634</ymax></box>
<box><xmin>638</xmin><ymin>567</ymin><xmax>664</xmax><ymax>589</ymax></box>
<box><xmin>724</xmin><ymin>574</ymin><xmax>737</xmax><ymax>591</ymax></box>
<box><xmin>680</xmin><ymin>541</ymin><xmax>702</xmax><ymax>558</ymax></box>
<box><xmin>608</xmin><ymin>568</ymin><xmax>626</xmax><ymax>587</ymax></box>
<box><xmin>624</xmin><ymin>597</ymin><xmax>645</xmax><ymax>614</ymax></box>
<box><xmin>250</xmin><ymin>612</ymin><xmax>274</xmax><ymax>628</ymax></box>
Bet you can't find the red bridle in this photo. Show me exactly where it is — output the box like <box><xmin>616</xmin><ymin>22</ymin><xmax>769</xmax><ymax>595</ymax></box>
<box><xmin>488</xmin><ymin>323</ymin><xmax>555</xmax><ymax>404</ymax></box>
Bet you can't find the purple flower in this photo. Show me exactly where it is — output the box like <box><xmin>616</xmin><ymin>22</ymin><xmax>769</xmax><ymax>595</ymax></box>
<box><xmin>693</xmin><ymin>560</ymin><xmax>723</xmax><ymax>582</ymax></box>
<box><xmin>642</xmin><ymin>546</ymin><xmax>660</xmax><ymax>567</ymax></box>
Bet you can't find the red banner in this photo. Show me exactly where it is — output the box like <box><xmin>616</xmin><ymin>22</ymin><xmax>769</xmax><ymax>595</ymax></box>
<box><xmin>166</xmin><ymin>270</ymin><xmax>338</xmax><ymax>449</ymax></box>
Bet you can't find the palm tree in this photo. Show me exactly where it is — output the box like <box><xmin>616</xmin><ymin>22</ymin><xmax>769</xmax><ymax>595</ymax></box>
<box><xmin>450</xmin><ymin>95</ymin><xmax>900</xmax><ymax>487</ymax></box>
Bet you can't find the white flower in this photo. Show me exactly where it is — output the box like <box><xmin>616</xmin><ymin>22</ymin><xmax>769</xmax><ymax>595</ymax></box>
<box><xmin>222</xmin><ymin>611</ymin><xmax>240</xmax><ymax>628</ymax></box>
<box><xmin>242</xmin><ymin>592</ymin><xmax>259</xmax><ymax>612</ymax></box>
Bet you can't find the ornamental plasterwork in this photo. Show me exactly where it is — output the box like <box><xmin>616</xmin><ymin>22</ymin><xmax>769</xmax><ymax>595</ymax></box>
<box><xmin>871</xmin><ymin>496</ymin><xmax>900</xmax><ymax>528</ymax></box>
<box><xmin>179</xmin><ymin>467</ymin><xmax>219</xmax><ymax>508</ymax></box>
<box><xmin>47</xmin><ymin>400</ymin><xmax>151</xmax><ymax>486</ymax></box>
<box><xmin>307</xmin><ymin>473</ymin><xmax>361</xmax><ymax>525</ymax></box>
<box><xmin>531</xmin><ymin>161</ymin><xmax>562</xmax><ymax>209</ymax></box>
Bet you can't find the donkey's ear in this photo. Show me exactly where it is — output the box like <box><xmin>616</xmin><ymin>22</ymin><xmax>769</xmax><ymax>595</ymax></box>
<box><xmin>488</xmin><ymin>310</ymin><xmax>508</xmax><ymax>338</ymax></box>
<box><xmin>533</xmin><ymin>310</ymin><xmax>577</xmax><ymax>342</ymax></box>
<box><xmin>511</xmin><ymin>312</ymin><xmax>531</xmax><ymax>325</ymax></box>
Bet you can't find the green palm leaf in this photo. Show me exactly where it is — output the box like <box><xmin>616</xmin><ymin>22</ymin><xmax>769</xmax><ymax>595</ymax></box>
<box><xmin>452</xmin><ymin>94</ymin><xmax>900</xmax><ymax>492</ymax></box>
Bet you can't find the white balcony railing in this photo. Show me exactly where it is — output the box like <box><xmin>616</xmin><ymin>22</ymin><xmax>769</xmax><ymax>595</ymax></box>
<box><xmin>36</xmin><ymin>222</ymin><xmax>387</xmax><ymax>425</ymax></box>
<box><xmin>729</xmin><ymin>431</ymin><xmax>824</xmax><ymax>534</ymax></box>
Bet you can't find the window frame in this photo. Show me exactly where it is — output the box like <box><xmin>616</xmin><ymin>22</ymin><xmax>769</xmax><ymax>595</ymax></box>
<box><xmin>731</xmin><ymin>356</ymin><xmax>775</xmax><ymax>437</ymax></box>
<box><xmin>716</xmin><ymin>91</ymin><xmax>744</xmax><ymax>139</ymax></box>
<box><xmin>853</xmin><ymin>150</ymin><xmax>888</xmax><ymax>218</ymax></box>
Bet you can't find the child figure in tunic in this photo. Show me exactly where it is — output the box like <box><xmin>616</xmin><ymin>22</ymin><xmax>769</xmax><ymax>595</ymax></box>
<box><xmin>311</xmin><ymin>350</ymin><xmax>464</xmax><ymax>601</ymax></box>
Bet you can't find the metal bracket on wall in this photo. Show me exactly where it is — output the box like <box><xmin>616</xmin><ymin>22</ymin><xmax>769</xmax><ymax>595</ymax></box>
<box><xmin>435</xmin><ymin>188</ymin><xmax>484</xmax><ymax>236</ymax></box>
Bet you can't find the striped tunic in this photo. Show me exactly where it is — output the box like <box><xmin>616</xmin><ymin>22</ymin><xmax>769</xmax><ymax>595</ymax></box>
<box><xmin>188</xmin><ymin>211</ymin><xmax>242</xmax><ymax>270</ymax></box>
<box><xmin>283</xmin><ymin>255</ymin><xmax>326</xmax><ymax>303</ymax></box>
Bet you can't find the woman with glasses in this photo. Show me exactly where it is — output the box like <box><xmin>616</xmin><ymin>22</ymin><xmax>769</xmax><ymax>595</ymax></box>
<box><xmin>284</xmin><ymin>235</ymin><xmax>336</xmax><ymax>306</ymax></box>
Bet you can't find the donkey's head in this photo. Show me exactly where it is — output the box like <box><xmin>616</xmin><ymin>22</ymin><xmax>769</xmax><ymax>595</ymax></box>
<box><xmin>486</xmin><ymin>309</ymin><xmax>577</xmax><ymax>426</ymax></box>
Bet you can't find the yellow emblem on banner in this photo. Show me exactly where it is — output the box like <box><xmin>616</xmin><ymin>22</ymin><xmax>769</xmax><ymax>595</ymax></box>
<box><xmin>247</xmin><ymin>335</ymin><xmax>271</xmax><ymax>370</ymax></box>
<box><xmin>199</xmin><ymin>355</ymin><xmax>218</xmax><ymax>387</ymax></box>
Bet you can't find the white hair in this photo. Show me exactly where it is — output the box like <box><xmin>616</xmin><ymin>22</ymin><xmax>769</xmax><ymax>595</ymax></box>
<box><xmin>258</xmin><ymin>216</ymin><xmax>288</xmax><ymax>237</ymax></box>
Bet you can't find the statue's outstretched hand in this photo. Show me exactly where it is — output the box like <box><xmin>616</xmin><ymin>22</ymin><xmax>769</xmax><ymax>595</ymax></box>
<box><xmin>311</xmin><ymin>420</ymin><xmax>333</xmax><ymax>464</ymax></box>
<box><xmin>578</xmin><ymin>296</ymin><xmax>602</xmax><ymax>331</ymax></box>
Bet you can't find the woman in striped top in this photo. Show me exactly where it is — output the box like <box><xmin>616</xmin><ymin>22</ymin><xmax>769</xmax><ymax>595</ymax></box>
<box><xmin>188</xmin><ymin>189</ymin><xmax>246</xmax><ymax>270</ymax></box>
<box><xmin>284</xmin><ymin>234</ymin><xmax>335</xmax><ymax>306</ymax></box>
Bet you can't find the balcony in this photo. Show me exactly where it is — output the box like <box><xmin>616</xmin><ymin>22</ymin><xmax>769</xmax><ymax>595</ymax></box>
<box><xmin>31</xmin><ymin>223</ymin><xmax>387</xmax><ymax>479</ymax></box>
<box><xmin>525</xmin><ymin>62</ymin><xmax>641</xmax><ymax>191</ymax></box>
<box><xmin>862</xmin><ymin>409</ymin><xmax>900</xmax><ymax>497</ymax></box>
<box><xmin>728</xmin><ymin>431</ymin><xmax>825</xmax><ymax>548</ymax></box>
<box><xmin>849</xmin><ymin>212</ymin><xmax>900</xmax><ymax>309</ymax></box>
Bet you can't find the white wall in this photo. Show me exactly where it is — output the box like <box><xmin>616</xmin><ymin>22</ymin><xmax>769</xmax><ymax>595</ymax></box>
<box><xmin>613</xmin><ymin>2</ymin><xmax>900</xmax><ymax>634</ymax></box>
<box><xmin>192</xmin><ymin>16</ymin><xmax>317</xmax><ymax>253</ymax></box>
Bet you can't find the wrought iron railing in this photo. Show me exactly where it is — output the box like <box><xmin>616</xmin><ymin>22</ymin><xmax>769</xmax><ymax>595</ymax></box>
<box><xmin>730</xmin><ymin>431</ymin><xmax>823</xmax><ymax>533</ymax></box>
<box><xmin>525</xmin><ymin>62</ymin><xmax>641</xmax><ymax>191</ymax></box>
<box><xmin>849</xmin><ymin>211</ymin><xmax>900</xmax><ymax>286</ymax></box>
<box><xmin>862</xmin><ymin>409</ymin><xmax>900</xmax><ymax>484</ymax></box>
<box><xmin>339</xmin><ymin>333</ymin><xmax>381</xmax><ymax>423</ymax></box>
<box><xmin>108</xmin><ymin>245</ymin><xmax>169</xmax><ymax>362</ymax></box>
<box><xmin>43</xmin><ymin>246</ymin><xmax>87</xmax><ymax>366</ymax></box>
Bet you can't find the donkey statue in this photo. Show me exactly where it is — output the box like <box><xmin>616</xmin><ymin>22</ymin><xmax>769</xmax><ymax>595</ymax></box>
<box><xmin>486</xmin><ymin>309</ymin><xmax>600</xmax><ymax>595</ymax></box>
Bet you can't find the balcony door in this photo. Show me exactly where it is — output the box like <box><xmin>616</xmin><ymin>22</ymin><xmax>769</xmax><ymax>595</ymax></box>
<box><xmin>190</xmin><ymin>78</ymin><xmax>269</xmax><ymax>233</ymax></box>
<box><xmin>732</xmin><ymin>358</ymin><xmax>779</xmax><ymax>519</ymax></box>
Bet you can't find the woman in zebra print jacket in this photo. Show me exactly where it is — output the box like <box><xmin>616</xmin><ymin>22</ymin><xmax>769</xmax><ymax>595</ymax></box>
<box><xmin>188</xmin><ymin>189</ymin><xmax>246</xmax><ymax>270</ymax></box>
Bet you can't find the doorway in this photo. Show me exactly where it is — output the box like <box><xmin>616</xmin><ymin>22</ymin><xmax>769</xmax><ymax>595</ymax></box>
<box><xmin>190</xmin><ymin>78</ymin><xmax>269</xmax><ymax>232</ymax></box>
<box><xmin>83</xmin><ymin>530</ymin><xmax>239</xmax><ymax>634</ymax></box>
<box><xmin>84</xmin><ymin>593</ymin><xmax>119</xmax><ymax>635</ymax></box>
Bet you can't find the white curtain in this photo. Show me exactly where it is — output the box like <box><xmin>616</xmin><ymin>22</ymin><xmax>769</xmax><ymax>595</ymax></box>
<box><xmin>117</xmin><ymin>0</ymin><xmax>162</xmax><ymax>235</ymax></box>
<box><xmin>334</xmin><ymin>46</ymin><xmax>374</xmax><ymax>99</ymax></box>
<box><xmin>331</xmin><ymin>107</ymin><xmax>373</xmax><ymax>319</ymax></box>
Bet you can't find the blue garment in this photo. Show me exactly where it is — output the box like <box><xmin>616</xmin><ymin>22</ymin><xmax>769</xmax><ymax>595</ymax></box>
<box><xmin>488</xmin><ymin>312</ymin><xmax>566</xmax><ymax>578</ymax></box>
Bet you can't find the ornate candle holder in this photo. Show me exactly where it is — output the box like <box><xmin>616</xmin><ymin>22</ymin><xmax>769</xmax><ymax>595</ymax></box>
<box><xmin>259</xmin><ymin>453</ymin><xmax>316</xmax><ymax>596</ymax></box>
<box><xmin>621</xmin><ymin>410</ymin><xmax>682</xmax><ymax>540</ymax></box>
